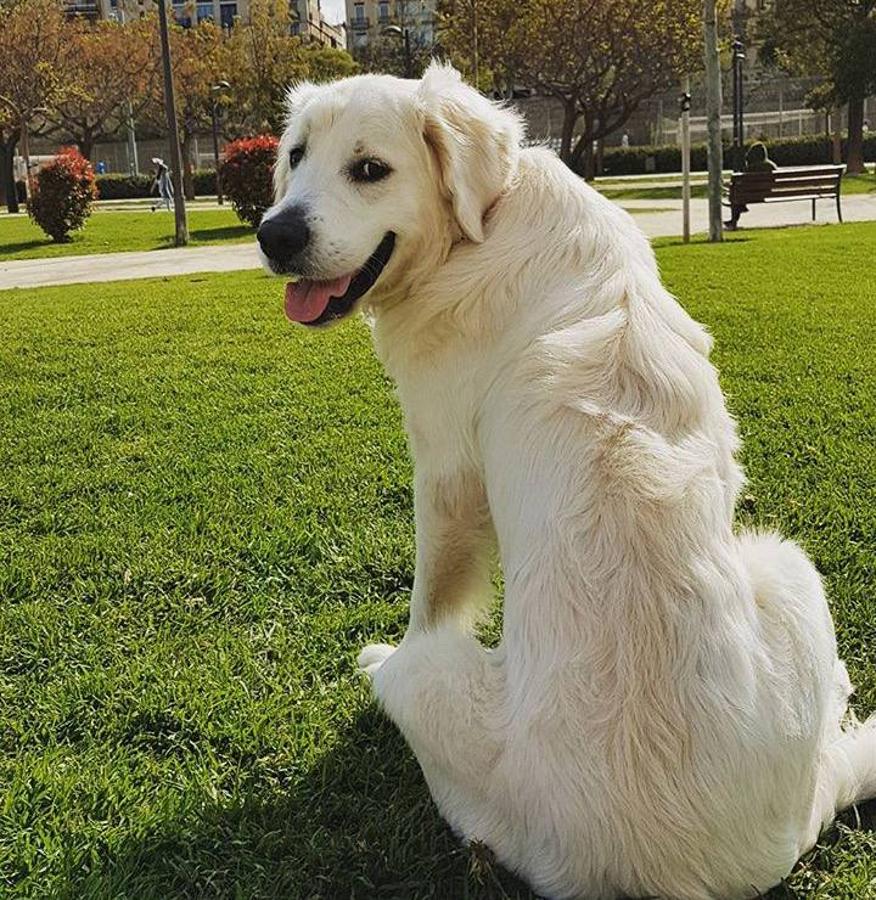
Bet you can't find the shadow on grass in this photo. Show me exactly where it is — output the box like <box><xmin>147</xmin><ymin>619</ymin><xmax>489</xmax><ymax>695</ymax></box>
<box><xmin>151</xmin><ymin>225</ymin><xmax>254</xmax><ymax>251</ymax></box>
<box><xmin>188</xmin><ymin>224</ymin><xmax>255</xmax><ymax>242</ymax></box>
<box><xmin>56</xmin><ymin>702</ymin><xmax>876</xmax><ymax>899</ymax></box>
<box><xmin>59</xmin><ymin>705</ymin><xmax>531</xmax><ymax>899</ymax></box>
<box><xmin>0</xmin><ymin>238</ymin><xmax>62</xmax><ymax>256</ymax></box>
<box><xmin>655</xmin><ymin>234</ymin><xmax>756</xmax><ymax>249</ymax></box>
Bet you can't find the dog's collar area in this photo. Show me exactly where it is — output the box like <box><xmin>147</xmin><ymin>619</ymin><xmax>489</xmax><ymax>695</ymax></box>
<box><xmin>291</xmin><ymin>232</ymin><xmax>396</xmax><ymax>327</ymax></box>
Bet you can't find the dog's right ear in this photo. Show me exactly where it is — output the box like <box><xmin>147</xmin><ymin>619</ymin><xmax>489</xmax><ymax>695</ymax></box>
<box><xmin>416</xmin><ymin>63</ymin><xmax>523</xmax><ymax>243</ymax></box>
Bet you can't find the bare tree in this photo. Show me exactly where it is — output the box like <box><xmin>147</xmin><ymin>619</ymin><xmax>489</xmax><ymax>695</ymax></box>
<box><xmin>0</xmin><ymin>0</ymin><xmax>67</xmax><ymax>203</ymax></box>
<box><xmin>757</xmin><ymin>0</ymin><xmax>876</xmax><ymax>175</ymax></box>
<box><xmin>439</xmin><ymin>0</ymin><xmax>704</xmax><ymax>178</ymax></box>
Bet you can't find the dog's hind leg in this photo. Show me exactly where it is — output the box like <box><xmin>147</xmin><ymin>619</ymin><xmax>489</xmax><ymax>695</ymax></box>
<box><xmin>737</xmin><ymin>531</ymin><xmax>876</xmax><ymax>850</ymax></box>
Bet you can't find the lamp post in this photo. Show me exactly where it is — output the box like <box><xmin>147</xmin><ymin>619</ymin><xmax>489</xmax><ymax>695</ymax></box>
<box><xmin>157</xmin><ymin>0</ymin><xmax>188</xmax><ymax>246</ymax></box>
<box><xmin>679</xmin><ymin>79</ymin><xmax>692</xmax><ymax>244</ymax></box>
<box><xmin>210</xmin><ymin>80</ymin><xmax>231</xmax><ymax>206</ymax></box>
<box><xmin>703</xmin><ymin>0</ymin><xmax>724</xmax><ymax>243</ymax></box>
<box><xmin>382</xmin><ymin>24</ymin><xmax>412</xmax><ymax>79</ymax></box>
<box><xmin>732</xmin><ymin>37</ymin><xmax>746</xmax><ymax>172</ymax></box>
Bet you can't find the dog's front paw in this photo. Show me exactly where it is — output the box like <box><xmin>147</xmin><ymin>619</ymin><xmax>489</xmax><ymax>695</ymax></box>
<box><xmin>358</xmin><ymin>643</ymin><xmax>396</xmax><ymax>677</ymax></box>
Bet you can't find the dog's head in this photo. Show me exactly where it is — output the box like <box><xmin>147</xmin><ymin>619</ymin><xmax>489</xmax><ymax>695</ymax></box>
<box><xmin>257</xmin><ymin>63</ymin><xmax>523</xmax><ymax>327</ymax></box>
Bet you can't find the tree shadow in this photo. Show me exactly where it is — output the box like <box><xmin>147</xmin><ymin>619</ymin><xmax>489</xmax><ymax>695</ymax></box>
<box><xmin>656</xmin><ymin>234</ymin><xmax>756</xmax><ymax>249</ymax></box>
<box><xmin>187</xmin><ymin>224</ymin><xmax>255</xmax><ymax>243</ymax></box>
<box><xmin>0</xmin><ymin>238</ymin><xmax>58</xmax><ymax>256</ymax></box>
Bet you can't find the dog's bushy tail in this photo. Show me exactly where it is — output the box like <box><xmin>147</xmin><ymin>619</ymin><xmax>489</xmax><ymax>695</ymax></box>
<box><xmin>831</xmin><ymin>715</ymin><xmax>876</xmax><ymax>811</ymax></box>
<box><xmin>811</xmin><ymin>715</ymin><xmax>876</xmax><ymax>842</ymax></box>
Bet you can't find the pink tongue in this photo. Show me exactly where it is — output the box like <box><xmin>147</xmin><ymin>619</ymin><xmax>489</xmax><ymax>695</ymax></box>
<box><xmin>284</xmin><ymin>275</ymin><xmax>353</xmax><ymax>323</ymax></box>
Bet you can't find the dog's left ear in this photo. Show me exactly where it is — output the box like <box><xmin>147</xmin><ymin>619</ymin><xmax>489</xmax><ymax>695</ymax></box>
<box><xmin>416</xmin><ymin>63</ymin><xmax>523</xmax><ymax>243</ymax></box>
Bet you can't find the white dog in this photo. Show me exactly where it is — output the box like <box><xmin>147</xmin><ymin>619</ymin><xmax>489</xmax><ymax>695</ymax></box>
<box><xmin>257</xmin><ymin>64</ymin><xmax>876</xmax><ymax>899</ymax></box>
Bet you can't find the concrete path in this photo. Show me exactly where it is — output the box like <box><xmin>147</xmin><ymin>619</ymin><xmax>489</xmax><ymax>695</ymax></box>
<box><xmin>627</xmin><ymin>192</ymin><xmax>876</xmax><ymax>239</ymax></box>
<box><xmin>0</xmin><ymin>242</ymin><xmax>261</xmax><ymax>290</ymax></box>
<box><xmin>1</xmin><ymin>194</ymin><xmax>874</xmax><ymax>291</ymax></box>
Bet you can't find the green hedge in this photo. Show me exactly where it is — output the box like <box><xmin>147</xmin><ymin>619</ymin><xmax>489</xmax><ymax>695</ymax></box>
<box><xmin>95</xmin><ymin>169</ymin><xmax>217</xmax><ymax>200</ymax></box>
<box><xmin>596</xmin><ymin>134</ymin><xmax>876</xmax><ymax>176</ymax></box>
<box><xmin>95</xmin><ymin>173</ymin><xmax>153</xmax><ymax>199</ymax></box>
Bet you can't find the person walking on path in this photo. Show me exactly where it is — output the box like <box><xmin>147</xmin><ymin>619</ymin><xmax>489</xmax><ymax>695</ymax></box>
<box><xmin>725</xmin><ymin>142</ymin><xmax>777</xmax><ymax>231</ymax></box>
<box><xmin>150</xmin><ymin>157</ymin><xmax>174</xmax><ymax>212</ymax></box>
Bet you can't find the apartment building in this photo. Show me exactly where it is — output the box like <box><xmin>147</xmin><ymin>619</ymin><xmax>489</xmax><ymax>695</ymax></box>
<box><xmin>65</xmin><ymin>0</ymin><xmax>343</xmax><ymax>47</ymax></box>
<box><xmin>291</xmin><ymin>0</ymin><xmax>345</xmax><ymax>48</ymax></box>
<box><xmin>345</xmin><ymin>0</ymin><xmax>436</xmax><ymax>54</ymax></box>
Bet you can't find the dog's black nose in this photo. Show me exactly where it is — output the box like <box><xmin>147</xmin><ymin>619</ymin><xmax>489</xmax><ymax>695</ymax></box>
<box><xmin>257</xmin><ymin>207</ymin><xmax>311</xmax><ymax>263</ymax></box>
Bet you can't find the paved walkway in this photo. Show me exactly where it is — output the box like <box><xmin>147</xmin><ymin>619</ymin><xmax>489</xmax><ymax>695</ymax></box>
<box><xmin>2</xmin><ymin>194</ymin><xmax>874</xmax><ymax>291</ymax></box>
<box><xmin>0</xmin><ymin>242</ymin><xmax>260</xmax><ymax>290</ymax></box>
<box><xmin>627</xmin><ymin>192</ymin><xmax>876</xmax><ymax>237</ymax></box>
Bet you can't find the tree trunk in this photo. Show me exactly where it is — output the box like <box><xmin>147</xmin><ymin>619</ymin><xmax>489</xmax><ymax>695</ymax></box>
<box><xmin>181</xmin><ymin>130</ymin><xmax>196</xmax><ymax>201</ymax></box>
<box><xmin>559</xmin><ymin>101</ymin><xmax>577</xmax><ymax>164</ymax></box>
<box><xmin>846</xmin><ymin>93</ymin><xmax>865</xmax><ymax>175</ymax></box>
<box><xmin>569</xmin><ymin>128</ymin><xmax>595</xmax><ymax>179</ymax></box>
<box><xmin>0</xmin><ymin>136</ymin><xmax>8</xmax><ymax>209</ymax></box>
<box><xmin>79</xmin><ymin>129</ymin><xmax>95</xmax><ymax>163</ymax></box>
<box><xmin>581</xmin><ymin>143</ymin><xmax>596</xmax><ymax>181</ymax></box>
<box><xmin>703</xmin><ymin>0</ymin><xmax>724</xmax><ymax>242</ymax></box>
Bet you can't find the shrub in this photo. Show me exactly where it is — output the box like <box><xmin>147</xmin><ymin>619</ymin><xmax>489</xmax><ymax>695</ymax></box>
<box><xmin>193</xmin><ymin>168</ymin><xmax>217</xmax><ymax>196</ymax></box>
<box><xmin>94</xmin><ymin>173</ymin><xmax>154</xmax><ymax>200</ymax></box>
<box><xmin>595</xmin><ymin>133</ymin><xmax>876</xmax><ymax>177</ymax></box>
<box><xmin>28</xmin><ymin>148</ymin><xmax>98</xmax><ymax>242</ymax></box>
<box><xmin>219</xmin><ymin>135</ymin><xmax>278</xmax><ymax>227</ymax></box>
<box><xmin>95</xmin><ymin>169</ymin><xmax>217</xmax><ymax>201</ymax></box>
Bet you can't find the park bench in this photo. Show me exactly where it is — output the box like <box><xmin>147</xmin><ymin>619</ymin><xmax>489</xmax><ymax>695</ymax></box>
<box><xmin>724</xmin><ymin>164</ymin><xmax>846</xmax><ymax>222</ymax></box>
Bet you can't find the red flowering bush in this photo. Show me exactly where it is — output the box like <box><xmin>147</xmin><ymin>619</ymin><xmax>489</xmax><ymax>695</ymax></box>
<box><xmin>28</xmin><ymin>148</ymin><xmax>98</xmax><ymax>243</ymax></box>
<box><xmin>219</xmin><ymin>135</ymin><xmax>279</xmax><ymax>228</ymax></box>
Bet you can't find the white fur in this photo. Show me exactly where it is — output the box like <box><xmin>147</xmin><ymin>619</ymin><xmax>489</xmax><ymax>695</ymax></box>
<box><xmin>267</xmin><ymin>64</ymin><xmax>876</xmax><ymax>899</ymax></box>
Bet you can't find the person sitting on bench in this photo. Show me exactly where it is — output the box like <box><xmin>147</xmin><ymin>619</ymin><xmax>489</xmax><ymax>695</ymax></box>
<box><xmin>725</xmin><ymin>142</ymin><xmax>777</xmax><ymax>231</ymax></box>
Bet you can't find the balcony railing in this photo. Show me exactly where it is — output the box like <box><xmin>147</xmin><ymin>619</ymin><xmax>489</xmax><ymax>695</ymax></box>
<box><xmin>351</xmin><ymin>16</ymin><xmax>369</xmax><ymax>30</ymax></box>
<box><xmin>64</xmin><ymin>0</ymin><xmax>100</xmax><ymax>17</ymax></box>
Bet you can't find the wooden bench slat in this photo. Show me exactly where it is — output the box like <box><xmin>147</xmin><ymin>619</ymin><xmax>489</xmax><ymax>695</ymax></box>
<box><xmin>733</xmin><ymin>184</ymin><xmax>836</xmax><ymax>197</ymax></box>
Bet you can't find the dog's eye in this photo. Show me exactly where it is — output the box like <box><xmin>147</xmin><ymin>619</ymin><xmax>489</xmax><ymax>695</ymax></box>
<box><xmin>289</xmin><ymin>147</ymin><xmax>305</xmax><ymax>169</ymax></box>
<box><xmin>349</xmin><ymin>158</ymin><xmax>392</xmax><ymax>184</ymax></box>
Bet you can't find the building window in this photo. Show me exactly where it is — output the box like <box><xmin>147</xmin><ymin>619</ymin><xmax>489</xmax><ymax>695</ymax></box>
<box><xmin>172</xmin><ymin>3</ymin><xmax>192</xmax><ymax>26</ymax></box>
<box><xmin>378</xmin><ymin>1</ymin><xmax>389</xmax><ymax>23</ymax></box>
<box><xmin>219</xmin><ymin>1</ymin><xmax>237</xmax><ymax>27</ymax></box>
<box><xmin>196</xmin><ymin>2</ymin><xmax>213</xmax><ymax>21</ymax></box>
<box><xmin>354</xmin><ymin>2</ymin><xmax>364</xmax><ymax>21</ymax></box>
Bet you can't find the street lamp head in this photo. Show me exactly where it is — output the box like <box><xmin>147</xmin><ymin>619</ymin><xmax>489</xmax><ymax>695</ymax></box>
<box><xmin>211</xmin><ymin>80</ymin><xmax>231</xmax><ymax>94</ymax></box>
<box><xmin>382</xmin><ymin>24</ymin><xmax>403</xmax><ymax>37</ymax></box>
<box><xmin>732</xmin><ymin>38</ymin><xmax>745</xmax><ymax>61</ymax></box>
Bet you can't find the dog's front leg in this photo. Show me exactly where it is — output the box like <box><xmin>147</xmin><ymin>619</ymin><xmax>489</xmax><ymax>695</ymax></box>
<box><xmin>358</xmin><ymin>469</ymin><xmax>505</xmax><ymax>825</ymax></box>
<box><xmin>406</xmin><ymin>467</ymin><xmax>494</xmax><ymax>632</ymax></box>
<box><xmin>360</xmin><ymin>467</ymin><xmax>493</xmax><ymax>675</ymax></box>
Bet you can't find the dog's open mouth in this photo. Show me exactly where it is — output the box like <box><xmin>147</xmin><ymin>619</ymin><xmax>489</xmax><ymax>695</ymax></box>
<box><xmin>284</xmin><ymin>232</ymin><xmax>396</xmax><ymax>327</ymax></box>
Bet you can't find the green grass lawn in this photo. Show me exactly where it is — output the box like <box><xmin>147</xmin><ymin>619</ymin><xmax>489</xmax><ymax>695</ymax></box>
<box><xmin>597</xmin><ymin>170</ymin><xmax>876</xmax><ymax>202</ymax></box>
<box><xmin>1</xmin><ymin>223</ymin><xmax>874</xmax><ymax>898</ymax></box>
<box><xmin>0</xmin><ymin>208</ymin><xmax>253</xmax><ymax>261</ymax></box>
